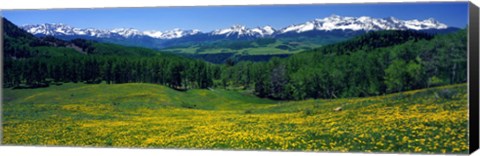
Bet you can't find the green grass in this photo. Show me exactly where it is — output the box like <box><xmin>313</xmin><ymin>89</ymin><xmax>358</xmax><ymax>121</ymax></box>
<box><xmin>2</xmin><ymin>83</ymin><xmax>469</xmax><ymax>153</ymax></box>
<box><xmin>159</xmin><ymin>35</ymin><xmax>352</xmax><ymax>55</ymax></box>
<box><xmin>161</xmin><ymin>40</ymin><xmax>320</xmax><ymax>55</ymax></box>
<box><xmin>3</xmin><ymin>83</ymin><xmax>275</xmax><ymax>111</ymax></box>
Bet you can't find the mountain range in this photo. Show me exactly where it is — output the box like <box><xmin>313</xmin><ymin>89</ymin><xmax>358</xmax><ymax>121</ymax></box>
<box><xmin>20</xmin><ymin>15</ymin><xmax>459</xmax><ymax>50</ymax></box>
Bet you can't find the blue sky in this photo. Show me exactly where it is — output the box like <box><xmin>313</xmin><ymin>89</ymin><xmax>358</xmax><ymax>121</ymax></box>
<box><xmin>2</xmin><ymin>2</ymin><xmax>468</xmax><ymax>32</ymax></box>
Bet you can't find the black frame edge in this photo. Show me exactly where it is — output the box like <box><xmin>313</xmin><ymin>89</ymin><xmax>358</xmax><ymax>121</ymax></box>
<box><xmin>469</xmin><ymin>1</ymin><xmax>480</xmax><ymax>154</ymax></box>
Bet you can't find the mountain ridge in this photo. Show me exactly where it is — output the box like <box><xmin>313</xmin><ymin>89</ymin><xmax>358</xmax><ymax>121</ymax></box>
<box><xmin>21</xmin><ymin>15</ymin><xmax>453</xmax><ymax>40</ymax></box>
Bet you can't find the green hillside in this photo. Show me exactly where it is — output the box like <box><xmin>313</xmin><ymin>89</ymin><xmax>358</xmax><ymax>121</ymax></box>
<box><xmin>3</xmin><ymin>83</ymin><xmax>274</xmax><ymax>111</ymax></box>
<box><xmin>2</xmin><ymin>17</ymin><xmax>469</xmax><ymax>154</ymax></box>
<box><xmin>2</xmin><ymin>83</ymin><xmax>468</xmax><ymax>153</ymax></box>
<box><xmin>160</xmin><ymin>39</ymin><xmax>319</xmax><ymax>55</ymax></box>
<box><xmin>159</xmin><ymin>30</ymin><xmax>434</xmax><ymax>64</ymax></box>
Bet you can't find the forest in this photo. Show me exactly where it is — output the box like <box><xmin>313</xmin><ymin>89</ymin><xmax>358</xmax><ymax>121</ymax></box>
<box><xmin>2</xmin><ymin>18</ymin><xmax>467</xmax><ymax>100</ymax></box>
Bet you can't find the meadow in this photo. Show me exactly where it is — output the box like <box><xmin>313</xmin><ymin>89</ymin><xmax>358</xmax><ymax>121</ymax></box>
<box><xmin>2</xmin><ymin>83</ymin><xmax>469</xmax><ymax>154</ymax></box>
<box><xmin>160</xmin><ymin>41</ymin><xmax>309</xmax><ymax>55</ymax></box>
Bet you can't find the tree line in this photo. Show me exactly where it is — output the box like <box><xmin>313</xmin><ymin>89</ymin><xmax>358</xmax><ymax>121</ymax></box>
<box><xmin>217</xmin><ymin>30</ymin><xmax>467</xmax><ymax>100</ymax></box>
<box><xmin>4</xmin><ymin>56</ymin><xmax>220</xmax><ymax>90</ymax></box>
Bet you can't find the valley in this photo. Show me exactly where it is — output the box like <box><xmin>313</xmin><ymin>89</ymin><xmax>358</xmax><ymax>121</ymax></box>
<box><xmin>20</xmin><ymin>15</ymin><xmax>458</xmax><ymax>63</ymax></box>
<box><xmin>1</xmin><ymin>10</ymin><xmax>469</xmax><ymax>154</ymax></box>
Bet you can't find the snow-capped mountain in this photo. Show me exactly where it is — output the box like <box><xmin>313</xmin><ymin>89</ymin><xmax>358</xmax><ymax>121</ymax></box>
<box><xmin>22</xmin><ymin>23</ymin><xmax>110</xmax><ymax>37</ymax></box>
<box><xmin>144</xmin><ymin>28</ymin><xmax>201</xmax><ymax>39</ymax></box>
<box><xmin>279</xmin><ymin>15</ymin><xmax>448</xmax><ymax>33</ymax></box>
<box><xmin>110</xmin><ymin>28</ymin><xmax>143</xmax><ymax>38</ymax></box>
<box><xmin>22</xmin><ymin>15</ymin><xmax>451</xmax><ymax>41</ymax></box>
<box><xmin>20</xmin><ymin>15</ymin><xmax>456</xmax><ymax>49</ymax></box>
<box><xmin>22</xmin><ymin>23</ymin><xmax>201</xmax><ymax>39</ymax></box>
<box><xmin>211</xmin><ymin>25</ymin><xmax>276</xmax><ymax>38</ymax></box>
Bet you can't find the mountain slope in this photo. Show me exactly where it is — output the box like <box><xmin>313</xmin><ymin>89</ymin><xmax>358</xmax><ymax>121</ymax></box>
<box><xmin>2</xmin><ymin>18</ymin><xmax>85</xmax><ymax>58</ymax></box>
<box><xmin>19</xmin><ymin>15</ymin><xmax>459</xmax><ymax>51</ymax></box>
<box><xmin>279</xmin><ymin>15</ymin><xmax>448</xmax><ymax>33</ymax></box>
<box><xmin>22</xmin><ymin>24</ymin><xmax>201</xmax><ymax>40</ymax></box>
<box><xmin>22</xmin><ymin>15</ymin><xmax>453</xmax><ymax>40</ymax></box>
<box><xmin>2</xmin><ymin>18</ymin><xmax>174</xmax><ymax>58</ymax></box>
<box><xmin>304</xmin><ymin>30</ymin><xmax>434</xmax><ymax>55</ymax></box>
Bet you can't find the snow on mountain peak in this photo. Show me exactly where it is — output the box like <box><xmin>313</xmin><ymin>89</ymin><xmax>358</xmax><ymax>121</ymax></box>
<box><xmin>23</xmin><ymin>23</ymin><xmax>73</xmax><ymax>35</ymax></box>
<box><xmin>191</xmin><ymin>29</ymin><xmax>201</xmax><ymax>34</ymax></box>
<box><xmin>21</xmin><ymin>15</ymin><xmax>450</xmax><ymax>40</ymax></box>
<box><xmin>213</xmin><ymin>25</ymin><xmax>247</xmax><ymax>36</ymax></box>
<box><xmin>327</xmin><ymin>14</ymin><xmax>341</xmax><ymax>20</ymax></box>
<box><xmin>231</xmin><ymin>25</ymin><xmax>246</xmax><ymax>30</ymax></box>
<box><xmin>403</xmin><ymin>18</ymin><xmax>447</xmax><ymax>30</ymax></box>
<box><xmin>22</xmin><ymin>23</ymin><xmax>202</xmax><ymax>39</ymax></box>
<box><xmin>142</xmin><ymin>28</ymin><xmax>202</xmax><ymax>39</ymax></box>
<box><xmin>212</xmin><ymin>24</ymin><xmax>278</xmax><ymax>38</ymax></box>
<box><xmin>261</xmin><ymin>25</ymin><xmax>276</xmax><ymax>35</ymax></box>
<box><xmin>143</xmin><ymin>30</ymin><xmax>164</xmax><ymax>38</ymax></box>
<box><xmin>111</xmin><ymin>28</ymin><xmax>143</xmax><ymax>37</ymax></box>
<box><xmin>281</xmin><ymin>15</ymin><xmax>449</xmax><ymax>33</ymax></box>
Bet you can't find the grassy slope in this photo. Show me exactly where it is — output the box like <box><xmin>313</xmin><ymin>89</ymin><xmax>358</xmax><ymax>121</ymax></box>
<box><xmin>2</xmin><ymin>83</ymin><xmax>468</xmax><ymax>153</ymax></box>
<box><xmin>160</xmin><ymin>40</ymin><xmax>319</xmax><ymax>55</ymax></box>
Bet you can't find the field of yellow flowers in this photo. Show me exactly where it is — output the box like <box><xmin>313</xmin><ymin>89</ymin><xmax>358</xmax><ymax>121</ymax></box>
<box><xmin>2</xmin><ymin>83</ymin><xmax>469</xmax><ymax>154</ymax></box>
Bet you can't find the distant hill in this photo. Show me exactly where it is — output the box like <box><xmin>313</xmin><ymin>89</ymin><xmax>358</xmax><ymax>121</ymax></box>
<box><xmin>2</xmin><ymin>17</ymin><xmax>177</xmax><ymax>58</ymax></box>
<box><xmin>19</xmin><ymin>15</ymin><xmax>460</xmax><ymax>54</ymax></box>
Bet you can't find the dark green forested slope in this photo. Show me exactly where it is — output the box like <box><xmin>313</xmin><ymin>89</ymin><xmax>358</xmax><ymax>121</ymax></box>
<box><xmin>221</xmin><ymin>29</ymin><xmax>466</xmax><ymax>100</ymax></box>
<box><xmin>3</xmin><ymin>17</ymin><xmax>467</xmax><ymax>101</ymax></box>
<box><xmin>305</xmin><ymin>30</ymin><xmax>434</xmax><ymax>55</ymax></box>
<box><xmin>3</xmin><ymin>18</ymin><xmax>219</xmax><ymax>89</ymax></box>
